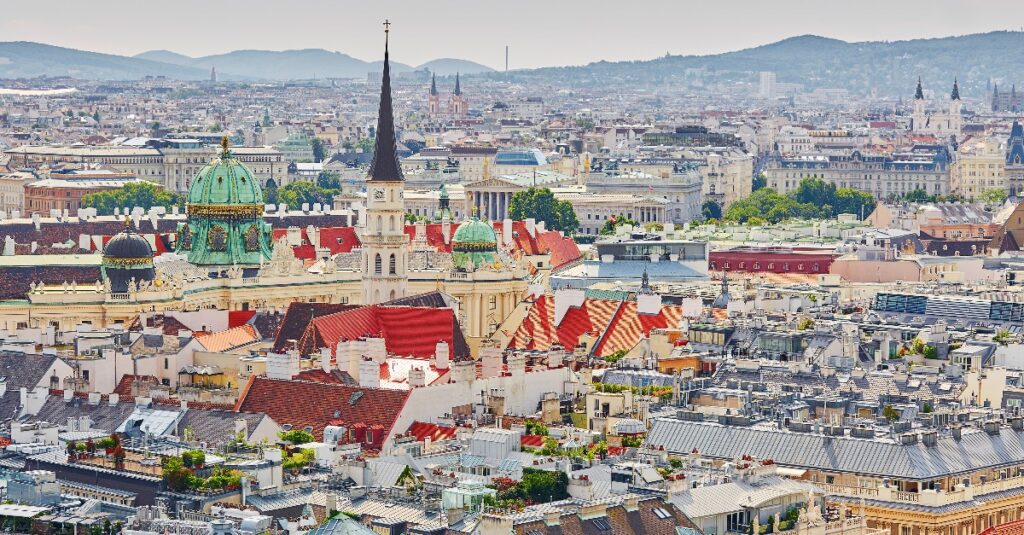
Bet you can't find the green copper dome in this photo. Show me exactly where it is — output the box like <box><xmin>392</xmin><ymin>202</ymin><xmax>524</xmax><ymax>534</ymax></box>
<box><xmin>188</xmin><ymin>150</ymin><xmax>264</xmax><ymax>206</ymax></box>
<box><xmin>176</xmin><ymin>138</ymin><xmax>272</xmax><ymax>266</ymax></box>
<box><xmin>451</xmin><ymin>218</ymin><xmax>498</xmax><ymax>270</ymax></box>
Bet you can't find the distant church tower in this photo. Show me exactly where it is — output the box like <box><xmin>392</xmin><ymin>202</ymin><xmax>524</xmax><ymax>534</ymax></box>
<box><xmin>428</xmin><ymin>74</ymin><xmax>441</xmax><ymax>117</ymax></box>
<box><xmin>210</xmin><ymin>66</ymin><xmax>218</xmax><ymax>83</ymax></box>
<box><xmin>911</xmin><ymin>77</ymin><xmax>926</xmax><ymax>131</ymax></box>
<box><xmin>362</xmin><ymin>20</ymin><xmax>409</xmax><ymax>305</ymax></box>
<box><xmin>948</xmin><ymin>78</ymin><xmax>962</xmax><ymax>132</ymax></box>
<box><xmin>451</xmin><ymin>73</ymin><xmax>468</xmax><ymax>118</ymax></box>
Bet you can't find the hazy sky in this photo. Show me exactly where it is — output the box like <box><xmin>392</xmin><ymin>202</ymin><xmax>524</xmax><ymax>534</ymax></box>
<box><xmin>2</xmin><ymin>0</ymin><xmax>1020</xmax><ymax>68</ymax></box>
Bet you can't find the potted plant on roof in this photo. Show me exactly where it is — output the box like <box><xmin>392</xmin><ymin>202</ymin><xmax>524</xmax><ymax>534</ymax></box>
<box><xmin>112</xmin><ymin>445</ymin><xmax>126</xmax><ymax>470</ymax></box>
<box><xmin>66</xmin><ymin>440</ymin><xmax>78</xmax><ymax>462</ymax></box>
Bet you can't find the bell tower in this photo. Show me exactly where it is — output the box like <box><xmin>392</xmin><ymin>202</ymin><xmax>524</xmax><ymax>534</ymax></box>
<box><xmin>428</xmin><ymin>73</ymin><xmax>441</xmax><ymax>117</ymax></box>
<box><xmin>451</xmin><ymin>73</ymin><xmax>468</xmax><ymax>118</ymax></box>
<box><xmin>362</xmin><ymin>20</ymin><xmax>409</xmax><ymax>304</ymax></box>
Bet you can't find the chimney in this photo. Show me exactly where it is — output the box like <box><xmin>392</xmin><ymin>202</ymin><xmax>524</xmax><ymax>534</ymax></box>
<box><xmin>525</xmin><ymin>218</ymin><xmax>536</xmax><ymax>238</ymax></box>
<box><xmin>547</xmin><ymin>346</ymin><xmax>565</xmax><ymax>368</ymax></box>
<box><xmin>359</xmin><ymin>358</ymin><xmax>381</xmax><ymax>389</ymax></box>
<box><xmin>366</xmin><ymin>337</ymin><xmax>387</xmax><ymax>363</ymax></box>
<box><xmin>951</xmin><ymin>423</ymin><xmax>962</xmax><ymax>441</ymax></box>
<box><xmin>503</xmin><ymin>218</ymin><xmax>513</xmax><ymax>246</ymax></box>
<box><xmin>320</xmin><ymin>347</ymin><xmax>332</xmax><ymax>373</ymax></box>
<box><xmin>63</xmin><ymin>389</ymin><xmax>73</xmax><ymax>402</ymax></box>
<box><xmin>409</xmin><ymin>367</ymin><xmax>427</xmax><ymax>388</ymax></box>
<box><xmin>984</xmin><ymin>420</ymin><xmax>1001</xmax><ymax>436</ymax></box>
<box><xmin>88</xmin><ymin>392</ymin><xmax>101</xmax><ymax>406</ymax></box>
<box><xmin>480</xmin><ymin>345</ymin><xmax>503</xmax><ymax>378</ymax></box>
<box><xmin>624</xmin><ymin>495</ymin><xmax>640</xmax><ymax>512</ymax></box>
<box><xmin>108</xmin><ymin>393</ymin><xmax>119</xmax><ymax>406</ymax></box>
<box><xmin>1012</xmin><ymin>416</ymin><xmax>1024</xmax><ymax>431</ymax></box>
<box><xmin>544</xmin><ymin>510</ymin><xmax>561</xmax><ymax>527</ymax></box>
<box><xmin>434</xmin><ymin>340</ymin><xmax>450</xmax><ymax>371</ymax></box>
<box><xmin>637</xmin><ymin>292</ymin><xmax>662</xmax><ymax>315</ymax></box>
<box><xmin>921</xmin><ymin>430</ymin><xmax>937</xmax><ymax>447</ymax></box>
<box><xmin>508</xmin><ymin>353</ymin><xmax>526</xmax><ymax>376</ymax></box>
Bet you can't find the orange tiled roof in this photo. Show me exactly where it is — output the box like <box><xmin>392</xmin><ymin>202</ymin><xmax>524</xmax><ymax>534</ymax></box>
<box><xmin>194</xmin><ymin>324</ymin><xmax>261</xmax><ymax>353</ymax></box>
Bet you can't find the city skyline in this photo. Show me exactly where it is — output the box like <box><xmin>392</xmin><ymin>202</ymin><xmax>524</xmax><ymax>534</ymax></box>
<box><xmin>1</xmin><ymin>0</ymin><xmax>1021</xmax><ymax>69</ymax></box>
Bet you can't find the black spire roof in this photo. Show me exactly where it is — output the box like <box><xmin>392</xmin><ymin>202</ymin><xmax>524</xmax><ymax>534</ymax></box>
<box><xmin>368</xmin><ymin>21</ymin><xmax>404</xmax><ymax>182</ymax></box>
<box><xmin>915</xmin><ymin>77</ymin><xmax>924</xmax><ymax>100</ymax></box>
<box><xmin>430</xmin><ymin>73</ymin><xmax>438</xmax><ymax>96</ymax></box>
<box><xmin>951</xmin><ymin>78</ymin><xmax>960</xmax><ymax>101</ymax></box>
<box><xmin>454</xmin><ymin>73</ymin><xmax>462</xmax><ymax>96</ymax></box>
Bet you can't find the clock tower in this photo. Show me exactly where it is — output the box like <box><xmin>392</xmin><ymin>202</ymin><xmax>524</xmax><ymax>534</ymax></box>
<box><xmin>362</xmin><ymin>20</ymin><xmax>409</xmax><ymax>304</ymax></box>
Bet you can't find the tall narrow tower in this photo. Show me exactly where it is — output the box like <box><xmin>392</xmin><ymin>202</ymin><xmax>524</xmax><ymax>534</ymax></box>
<box><xmin>948</xmin><ymin>78</ymin><xmax>962</xmax><ymax>133</ymax></box>
<box><xmin>451</xmin><ymin>73</ymin><xmax>468</xmax><ymax>118</ymax></box>
<box><xmin>428</xmin><ymin>73</ymin><xmax>441</xmax><ymax>117</ymax></box>
<box><xmin>362</xmin><ymin>20</ymin><xmax>409</xmax><ymax>305</ymax></box>
<box><xmin>911</xmin><ymin>77</ymin><xmax>926</xmax><ymax>132</ymax></box>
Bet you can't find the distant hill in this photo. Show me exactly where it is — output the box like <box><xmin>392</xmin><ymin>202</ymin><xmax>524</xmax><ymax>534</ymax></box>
<box><xmin>0</xmin><ymin>42</ymin><xmax>212</xmax><ymax>80</ymax></box>
<box><xmin>505</xmin><ymin>31</ymin><xmax>1024</xmax><ymax>96</ymax></box>
<box><xmin>134</xmin><ymin>48</ymin><xmax>417</xmax><ymax>80</ymax></box>
<box><xmin>133</xmin><ymin>49</ymin><xmax>495</xmax><ymax>79</ymax></box>
<box><xmin>415</xmin><ymin>58</ymin><xmax>495</xmax><ymax>75</ymax></box>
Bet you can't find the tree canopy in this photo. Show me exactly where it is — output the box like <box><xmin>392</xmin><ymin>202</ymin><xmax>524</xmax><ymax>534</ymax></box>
<box><xmin>979</xmin><ymin>188</ymin><xmax>1008</xmax><ymax>205</ymax></box>
<box><xmin>724</xmin><ymin>178</ymin><xmax>876</xmax><ymax>224</ymax></box>
<box><xmin>277</xmin><ymin>181</ymin><xmax>337</xmax><ymax>208</ymax></box>
<box><xmin>702</xmin><ymin>200</ymin><xmax>722</xmax><ymax>220</ymax></box>
<box><xmin>311</xmin><ymin>138</ymin><xmax>326</xmax><ymax>163</ymax></box>
<box><xmin>508</xmin><ymin>187</ymin><xmax>579</xmax><ymax>234</ymax></box>
<box><xmin>80</xmin><ymin>182</ymin><xmax>183</xmax><ymax>215</ymax></box>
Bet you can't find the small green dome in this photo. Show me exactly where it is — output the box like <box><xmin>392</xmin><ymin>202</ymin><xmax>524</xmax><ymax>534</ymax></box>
<box><xmin>187</xmin><ymin>145</ymin><xmax>263</xmax><ymax>207</ymax></box>
<box><xmin>452</xmin><ymin>218</ymin><xmax>497</xmax><ymax>249</ymax></box>
<box><xmin>451</xmin><ymin>218</ymin><xmax>498</xmax><ymax>270</ymax></box>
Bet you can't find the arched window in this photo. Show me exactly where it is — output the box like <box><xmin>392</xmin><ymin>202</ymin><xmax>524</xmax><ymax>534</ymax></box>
<box><xmin>376</xmin><ymin>215</ymin><xmax>383</xmax><ymax>234</ymax></box>
<box><xmin>390</xmin><ymin>215</ymin><xmax>396</xmax><ymax>232</ymax></box>
<box><xmin>389</xmin><ymin>289</ymin><xmax>396</xmax><ymax>301</ymax></box>
<box><xmin>374</xmin><ymin>254</ymin><xmax>382</xmax><ymax>274</ymax></box>
<box><xmin>389</xmin><ymin>254</ymin><xmax>396</xmax><ymax>275</ymax></box>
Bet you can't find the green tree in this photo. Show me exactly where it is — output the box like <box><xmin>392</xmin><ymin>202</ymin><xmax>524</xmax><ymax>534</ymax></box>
<box><xmin>264</xmin><ymin>179</ymin><xmax>279</xmax><ymax>205</ymax></box>
<box><xmin>600</xmin><ymin>214</ymin><xmax>638</xmax><ymax>235</ymax></box>
<box><xmin>791</xmin><ymin>177</ymin><xmax>836</xmax><ymax>207</ymax></box>
<box><xmin>752</xmin><ymin>173</ymin><xmax>767</xmax><ymax>192</ymax></box>
<box><xmin>834</xmin><ymin>188</ymin><xmax>876</xmax><ymax>218</ymax></box>
<box><xmin>92</xmin><ymin>111</ymin><xmax>101</xmax><ymax>123</ymax></box>
<box><xmin>903</xmin><ymin>189</ymin><xmax>935</xmax><ymax>203</ymax></box>
<box><xmin>508</xmin><ymin>187</ymin><xmax>578</xmax><ymax>233</ymax></box>
<box><xmin>277</xmin><ymin>181</ymin><xmax>336</xmax><ymax>208</ymax></box>
<box><xmin>702</xmin><ymin>200</ymin><xmax>722</xmax><ymax>220</ymax></box>
<box><xmin>316</xmin><ymin>171</ymin><xmax>341</xmax><ymax>190</ymax></box>
<box><xmin>279</xmin><ymin>429</ymin><xmax>315</xmax><ymax>445</ymax></box>
<box><xmin>979</xmin><ymin>188</ymin><xmax>1008</xmax><ymax>205</ymax></box>
<box><xmin>311</xmin><ymin>137</ymin><xmax>326</xmax><ymax>163</ymax></box>
<box><xmin>882</xmin><ymin>404</ymin><xmax>900</xmax><ymax>423</ymax></box>
<box><xmin>80</xmin><ymin>182</ymin><xmax>182</xmax><ymax>215</ymax></box>
<box><xmin>357</xmin><ymin>137</ymin><xmax>374</xmax><ymax>153</ymax></box>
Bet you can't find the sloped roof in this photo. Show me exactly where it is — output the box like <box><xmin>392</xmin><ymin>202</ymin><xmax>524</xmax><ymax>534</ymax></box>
<box><xmin>302</xmin><ymin>305</ymin><xmax>458</xmax><ymax>360</ymax></box>
<box><xmin>273</xmin><ymin>302</ymin><xmax>359</xmax><ymax>353</ymax></box>
<box><xmin>0</xmin><ymin>352</ymin><xmax>60</xmax><ymax>390</ymax></box>
<box><xmin>645</xmin><ymin>419</ymin><xmax>1024</xmax><ymax>480</ymax></box>
<box><xmin>235</xmin><ymin>377</ymin><xmax>410</xmax><ymax>440</ymax></box>
<box><xmin>194</xmin><ymin>324</ymin><xmax>261</xmax><ymax>353</ymax></box>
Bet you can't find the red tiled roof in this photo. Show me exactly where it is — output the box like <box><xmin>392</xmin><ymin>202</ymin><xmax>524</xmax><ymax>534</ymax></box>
<box><xmin>273</xmin><ymin>302</ymin><xmax>359</xmax><ymax>353</ymax></box>
<box><xmin>537</xmin><ymin>230</ymin><xmax>581</xmax><ymax>269</ymax></box>
<box><xmin>194</xmin><ymin>324</ymin><xmax>261</xmax><ymax>353</ymax></box>
<box><xmin>405</xmin><ymin>223</ymin><xmax>455</xmax><ymax>253</ymax></box>
<box><xmin>405</xmin><ymin>421</ymin><xmax>458</xmax><ymax>442</ymax></box>
<box><xmin>594</xmin><ymin>300</ymin><xmax>683</xmax><ymax>356</ymax></box>
<box><xmin>301</xmin><ymin>305</ymin><xmax>457</xmax><ymax>359</ymax></box>
<box><xmin>507</xmin><ymin>295</ymin><xmax>622</xmax><ymax>356</ymax></box>
<box><xmin>228</xmin><ymin>310</ymin><xmax>257</xmax><ymax>329</ymax></box>
<box><xmin>508</xmin><ymin>295</ymin><xmax>683</xmax><ymax>357</ymax></box>
<box><xmin>235</xmin><ymin>376</ymin><xmax>410</xmax><ymax>442</ymax></box>
<box><xmin>520</xmin><ymin>434</ymin><xmax>545</xmax><ymax>448</ymax></box>
<box><xmin>271</xmin><ymin>227</ymin><xmax>362</xmax><ymax>260</ymax></box>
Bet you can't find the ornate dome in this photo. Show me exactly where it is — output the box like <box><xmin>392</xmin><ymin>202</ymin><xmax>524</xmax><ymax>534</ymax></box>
<box><xmin>187</xmin><ymin>138</ymin><xmax>264</xmax><ymax>211</ymax></box>
<box><xmin>177</xmin><ymin>138</ymin><xmax>273</xmax><ymax>266</ymax></box>
<box><xmin>103</xmin><ymin>221</ymin><xmax>154</xmax><ymax>261</ymax></box>
<box><xmin>102</xmin><ymin>220</ymin><xmax>155</xmax><ymax>293</ymax></box>
<box><xmin>452</xmin><ymin>218</ymin><xmax>497</xmax><ymax>248</ymax></box>
<box><xmin>451</xmin><ymin>218</ymin><xmax>498</xmax><ymax>270</ymax></box>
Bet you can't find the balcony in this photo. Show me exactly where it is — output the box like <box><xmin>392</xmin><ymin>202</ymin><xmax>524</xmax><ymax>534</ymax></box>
<box><xmin>818</xmin><ymin>476</ymin><xmax>1024</xmax><ymax>508</ymax></box>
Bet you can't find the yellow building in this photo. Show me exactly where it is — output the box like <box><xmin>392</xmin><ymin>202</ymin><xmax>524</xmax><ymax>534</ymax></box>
<box><xmin>952</xmin><ymin>136</ymin><xmax>1005</xmax><ymax>200</ymax></box>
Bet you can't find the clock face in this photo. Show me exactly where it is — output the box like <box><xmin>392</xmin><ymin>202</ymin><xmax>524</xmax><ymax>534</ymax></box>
<box><xmin>373</xmin><ymin>188</ymin><xmax>385</xmax><ymax>201</ymax></box>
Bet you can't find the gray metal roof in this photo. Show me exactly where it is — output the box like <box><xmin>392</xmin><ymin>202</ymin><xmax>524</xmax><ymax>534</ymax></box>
<box><xmin>645</xmin><ymin>419</ymin><xmax>1024</xmax><ymax>481</ymax></box>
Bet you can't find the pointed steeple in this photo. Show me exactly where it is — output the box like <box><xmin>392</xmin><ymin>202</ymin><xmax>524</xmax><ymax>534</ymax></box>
<box><xmin>951</xmin><ymin>78</ymin><xmax>960</xmax><ymax>101</ymax></box>
<box><xmin>914</xmin><ymin>77</ymin><xmax>924</xmax><ymax>100</ymax></box>
<box><xmin>368</xmin><ymin>20</ymin><xmax>404</xmax><ymax>182</ymax></box>
<box><xmin>430</xmin><ymin>73</ymin><xmax>438</xmax><ymax>96</ymax></box>
<box><xmin>454</xmin><ymin>73</ymin><xmax>462</xmax><ymax>96</ymax></box>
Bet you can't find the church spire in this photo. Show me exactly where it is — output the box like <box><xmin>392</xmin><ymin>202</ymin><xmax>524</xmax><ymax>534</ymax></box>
<box><xmin>951</xmin><ymin>78</ymin><xmax>960</xmax><ymax>101</ymax></box>
<box><xmin>915</xmin><ymin>77</ymin><xmax>924</xmax><ymax>100</ymax></box>
<box><xmin>430</xmin><ymin>73</ymin><xmax>438</xmax><ymax>96</ymax></box>
<box><xmin>454</xmin><ymin>73</ymin><xmax>462</xmax><ymax>96</ymax></box>
<box><xmin>368</xmin><ymin>19</ymin><xmax>404</xmax><ymax>182</ymax></box>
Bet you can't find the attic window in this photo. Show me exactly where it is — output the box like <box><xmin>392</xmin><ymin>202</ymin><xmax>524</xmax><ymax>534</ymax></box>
<box><xmin>653</xmin><ymin>508</ymin><xmax>672</xmax><ymax>519</ymax></box>
<box><xmin>349</xmin><ymin>391</ymin><xmax>364</xmax><ymax>406</ymax></box>
<box><xmin>591</xmin><ymin>518</ymin><xmax>612</xmax><ymax>532</ymax></box>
